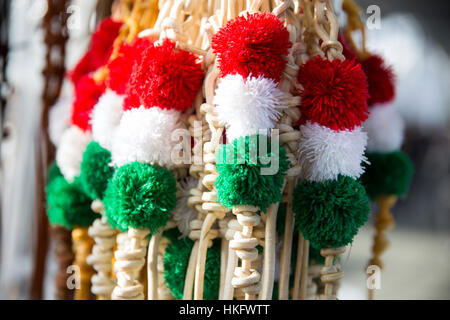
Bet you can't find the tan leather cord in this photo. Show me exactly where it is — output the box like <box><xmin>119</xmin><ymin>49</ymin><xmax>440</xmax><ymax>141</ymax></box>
<box><xmin>299</xmin><ymin>0</ymin><xmax>346</xmax><ymax>300</ymax></box>
<box><xmin>72</xmin><ymin>227</ymin><xmax>95</xmax><ymax>300</ymax></box>
<box><xmin>368</xmin><ymin>195</ymin><xmax>397</xmax><ymax>300</ymax></box>
<box><xmin>342</xmin><ymin>0</ymin><xmax>371</xmax><ymax>61</ymax></box>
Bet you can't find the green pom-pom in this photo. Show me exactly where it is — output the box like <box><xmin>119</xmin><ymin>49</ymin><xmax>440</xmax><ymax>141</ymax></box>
<box><xmin>80</xmin><ymin>141</ymin><xmax>114</xmax><ymax>200</ymax></box>
<box><xmin>216</xmin><ymin>135</ymin><xmax>289</xmax><ymax>212</ymax></box>
<box><xmin>164</xmin><ymin>238</ymin><xmax>220</xmax><ymax>300</ymax></box>
<box><xmin>104</xmin><ymin>162</ymin><xmax>177</xmax><ymax>233</ymax></box>
<box><xmin>46</xmin><ymin>176</ymin><xmax>100</xmax><ymax>229</ymax></box>
<box><xmin>293</xmin><ymin>175</ymin><xmax>370</xmax><ymax>249</ymax></box>
<box><xmin>361</xmin><ymin>151</ymin><xmax>414</xmax><ymax>200</ymax></box>
<box><xmin>309</xmin><ymin>246</ymin><xmax>325</xmax><ymax>265</ymax></box>
<box><xmin>162</xmin><ymin>227</ymin><xmax>181</xmax><ymax>243</ymax></box>
<box><xmin>48</xmin><ymin>162</ymin><xmax>62</xmax><ymax>183</ymax></box>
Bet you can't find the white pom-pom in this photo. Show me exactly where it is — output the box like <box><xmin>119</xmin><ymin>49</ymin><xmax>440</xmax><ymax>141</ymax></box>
<box><xmin>49</xmin><ymin>95</ymin><xmax>71</xmax><ymax>147</ymax></box>
<box><xmin>56</xmin><ymin>126</ymin><xmax>92</xmax><ymax>182</ymax></box>
<box><xmin>364</xmin><ymin>105</ymin><xmax>405</xmax><ymax>153</ymax></box>
<box><xmin>111</xmin><ymin>106</ymin><xmax>184</xmax><ymax>167</ymax></box>
<box><xmin>173</xmin><ymin>176</ymin><xmax>198</xmax><ymax>237</ymax></box>
<box><xmin>214</xmin><ymin>74</ymin><xmax>287</xmax><ymax>141</ymax></box>
<box><xmin>91</xmin><ymin>90</ymin><xmax>124</xmax><ymax>150</ymax></box>
<box><xmin>298</xmin><ymin>122</ymin><xmax>368</xmax><ymax>182</ymax></box>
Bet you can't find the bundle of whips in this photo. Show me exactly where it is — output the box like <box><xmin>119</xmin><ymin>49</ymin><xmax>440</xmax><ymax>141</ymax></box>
<box><xmin>54</xmin><ymin>17</ymin><xmax>122</xmax><ymax>300</ymax></box>
<box><xmin>292</xmin><ymin>0</ymin><xmax>370</xmax><ymax>300</ymax></box>
<box><xmin>104</xmin><ymin>33</ymin><xmax>204</xmax><ymax>299</ymax></box>
<box><xmin>341</xmin><ymin>0</ymin><xmax>413</xmax><ymax>300</ymax></box>
<box><xmin>83</xmin><ymin>0</ymin><xmax>160</xmax><ymax>300</ymax></box>
<box><xmin>212</xmin><ymin>10</ymin><xmax>292</xmax><ymax>300</ymax></box>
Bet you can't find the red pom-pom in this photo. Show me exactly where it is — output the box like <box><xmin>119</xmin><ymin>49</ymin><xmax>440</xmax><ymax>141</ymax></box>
<box><xmin>107</xmin><ymin>38</ymin><xmax>153</xmax><ymax>95</ymax></box>
<box><xmin>212</xmin><ymin>12</ymin><xmax>291</xmax><ymax>82</ymax></box>
<box><xmin>124</xmin><ymin>39</ymin><xmax>203</xmax><ymax>111</ymax></box>
<box><xmin>68</xmin><ymin>18</ymin><xmax>122</xmax><ymax>85</ymax></box>
<box><xmin>71</xmin><ymin>76</ymin><xmax>105</xmax><ymax>132</ymax></box>
<box><xmin>361</xmin><ymin>55</ymin><xmax>395</xmax><ymax>106</ymax></box>
<box><xmin>298</xmin><ymin>56</ymin><xmax>369</xmax><ymax>131</ymax></box>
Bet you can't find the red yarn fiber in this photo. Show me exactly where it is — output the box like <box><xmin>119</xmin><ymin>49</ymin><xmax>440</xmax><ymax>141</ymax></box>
<box><xmin>361</xmin><ymin>55</ymin><xmax>395</xmax><ymax>106</ymax></box>
<box><xmin>71</xmin><ymin>75</ymin><xmax>106</xmax><ymax>132</ymax></box>
<box><xmin>212</xmin><ymin>12</ymin><xmax>291</xmax><ymax>82</ymax></box>
<box><xmin>68</xmin><ymin>18</ymin><xmax>122</xmax><ymax>85</ymax></box>
<box><xmin>297</xmin><ymin>56</ymin><xmax>370</xmax><ymax>131</ymax></box>
<box><xmin>124</xmin><ymin>39</ymin><xmax>204</xmax><ymax>111</ymax></box>
<box><xmin>107</xmin><ymin>38</ymin><xmax>153</xmax><ymax>95</ymax></box>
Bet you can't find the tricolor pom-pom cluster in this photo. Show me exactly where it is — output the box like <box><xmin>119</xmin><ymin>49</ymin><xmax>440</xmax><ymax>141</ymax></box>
<box><xmin>104</xmin><ymin>40</ymin><xmax>203</xmax><ymax>232</ymax></box>
<box><xmin>212</xmin><ymin>12</ymin><xmax>291</xmax><ymax>141</ymax></box>
<box><xmin>294</xmin><ymin>54</ymin><xmax>371</xmax><ymax>249</ymax></box>
<box><xmin>212</xmin><ymin>13</ymin><xmax>291</xmax><ymax>212</ymax></box>
<box><xmin>68</xmin><ymin>18</ymin><xmax>122</xmax><ymax>86</ymax></box>
<box><xmin>296</xmin><ymin>56</ymin><xmax>369</xmax><ymax>182</ymax></box>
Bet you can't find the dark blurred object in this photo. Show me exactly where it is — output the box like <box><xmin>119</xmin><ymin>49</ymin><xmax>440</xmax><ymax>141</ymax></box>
<box><xmin>357</xmin><ymin>0</ymin><xmax>450</xmax><ymax>54</ymax></box>
<box><xmin>30</xmin><ymin>0</ymin><xmax>71</xmax><ymax>300</ymax></box>
<box><xmin>96</xmin><ymin>0</ymin><xmax>114</xmax><ymax>25</ymax></box>
<box><xmin>0</xmin><ymin>0</ymin><xmax>10</xmax><ymax>123</ymax></box>
<box><xmin>52</xmin><ymin>226</ymin><xmax>74</xmax><ymax>300</ymax></box>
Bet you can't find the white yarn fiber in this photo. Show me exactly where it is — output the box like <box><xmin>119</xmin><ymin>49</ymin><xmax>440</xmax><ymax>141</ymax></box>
<box><xmin>172</xmin><ymin>176</ymin><xmax>198</xmax><ymax>237</ymax></box>
<box><xmin>56</xmin><ymin>125</ymin><xmax>92</xmax><ymax>183</ymax></box>
<box><xmin>111</xmin><ymin>106</ymin><xmax>184</xmax><ymax>168</ymax></box>
<box><xmin>214</xmin><ymin>74</ymin><xmax>287</xmax><ymax>141</ymax></box>
<box><xmin>298</xmin><ymin>122</ymin><xmax>368</xmax><ymax>182</ymax></box>
<box><xmin>91</xmin><ymin>90</ymin><xmax>124</xmax><ymax>151</ymax></box>
<box><xmin>48</xmin><ymin>95</ymin><xmax>71</xmax><ymax>147</ymax></box>
<box><xmin>363</xmin><ymin>104</ymin><xmax>405</xmax><ymax>153</ymax></box>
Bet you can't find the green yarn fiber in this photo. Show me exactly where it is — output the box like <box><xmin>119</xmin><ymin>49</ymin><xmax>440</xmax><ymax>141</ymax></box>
<box><xmin>164</xmin><ymin>237</ymin><xmax>220</xmax><ymax>300</ymax></box>
<box><xmin>293</xmin><ymin>175</ymin><xmax>370</xmax><ymax>249</ymax></box>
<box><xmin>48</xmin><ymin>162</ymin><xmax>62</xmax><ymax>183</ymax></box>
<box><xmin>361</xmin><ymin>151</ymin><xmax>413</xmax><ymax>200</ymax></box>
<box><xmin>46</xmin><ymin>176</ymin><xmax>100</xmax><ymax>229</ymax></box>
<box><xmin>215</xmin><ymin>135</ymin><xmax>290</xmax><ymax>212</ymax></box>
<box><xmin>104</xmin><ymin>162</ymin><xmax>177</xmax><ymax>233</ymax></box>
<box><xmin>80</xmin><ymin>141</ymin><xmax>114</xmax><ymax>200</ymax></box>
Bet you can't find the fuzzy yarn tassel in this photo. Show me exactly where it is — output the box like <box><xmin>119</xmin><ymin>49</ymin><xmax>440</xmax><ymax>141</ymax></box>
<box><xmin>56</xmin><ymin>126</ymin><xmax>92</xmax><ymax>183</ymax></box>
<box><xmin>298</xmin><ymin>122</ymin><xmax>368</xmax><ymax>182</ymax></box>
<box><xmin>214</xmin><ymin>74</ymin><xmax>287</xmax><ymax>141</ymax></box>
<box><xmin>363</xmin><ymin>104</ymin><xmax>404</xmax><ymax>153</ymax></box>
<box><xmin>111</xmin><ymin>106</ymin><xmax>184</xmax><ymax>168</ymax></box>
<box><xmin>297</xmin><ymin>56</ymin><xmax>369</xmax><ymax>131</ymax></box>
<box><xmin>124</xmin><ymin>39</ymin><xmax>203</xmax><ymax>112</ymax></box>
<box><xmin>71</xmin><ymin>75</ymin><xmax>105</xmax><ymax>132</ymax></box>
<box><xmin>212</xmin><ymin>12</ymin><xmax>291</xmax><ymax>82</ymax></box>
<box><xmin>91</xmin><ymin>90</ymin><xmax>124</xmax><ymax>150</ymax></box>
<box><xmin>172</xmin><ymin>177</ymin><xmax>198</xmax><ymax>238</ymax></box>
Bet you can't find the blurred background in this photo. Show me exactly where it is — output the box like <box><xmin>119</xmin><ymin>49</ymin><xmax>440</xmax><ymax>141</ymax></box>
<box><xmin>0</xmin><ymin>0</ymin><xmax>449</xmax><ymax>300</ymax></box>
